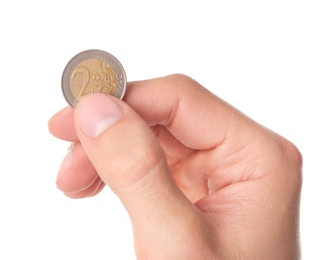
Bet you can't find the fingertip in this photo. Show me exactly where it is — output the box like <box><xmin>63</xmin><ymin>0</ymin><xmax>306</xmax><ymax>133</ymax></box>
<box><xmin>48</xmin><ymin>107</ymin><xmax>78</xmax><ymax>141</ymax></box>
<box><xmin>56</xmin><ymin>143</ymin><xmax>99</xmax><ymax>194</ymax></box>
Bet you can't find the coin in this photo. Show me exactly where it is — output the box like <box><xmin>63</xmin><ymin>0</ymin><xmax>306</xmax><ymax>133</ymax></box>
<box><xmin>62</xmin><ymin>49</ymin><xmax>127</xmax><ymax>107</ymax></box>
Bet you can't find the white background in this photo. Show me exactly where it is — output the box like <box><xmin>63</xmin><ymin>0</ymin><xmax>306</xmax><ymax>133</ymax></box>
<box><xmin>0</xmin><ymin>1</ymin><xmax>332</xmax><ymax>259</ymax></box>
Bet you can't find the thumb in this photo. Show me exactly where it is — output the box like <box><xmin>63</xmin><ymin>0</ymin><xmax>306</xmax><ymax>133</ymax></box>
<box><xmin>74</xmin><ymin>94</ymin><xmax>202</xmax><ymax>254</ymax></box>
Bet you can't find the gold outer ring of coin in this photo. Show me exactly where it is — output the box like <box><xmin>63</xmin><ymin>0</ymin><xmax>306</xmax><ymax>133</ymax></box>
<box><xmin>62</xmin><ymin>49</ymin><xmax>127</xmax><ymax>107</ymax></box>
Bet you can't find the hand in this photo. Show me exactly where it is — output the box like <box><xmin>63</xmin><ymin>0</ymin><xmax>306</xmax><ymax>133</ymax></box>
<box><xmin>48</xmin><ymin>74</ymin><xmax>302</xmax><ymax>259</ymax></box>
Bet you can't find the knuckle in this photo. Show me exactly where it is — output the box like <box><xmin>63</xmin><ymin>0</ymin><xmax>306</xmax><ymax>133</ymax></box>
<box><xmin>278</xmin><ymin>137</ymin><xmax>303</xmax><ymax>189</ymax></box>
<box><xmin>168</xmin><ymin>73</ymin><xmax>202</xmax><ymax>89</ymax></box>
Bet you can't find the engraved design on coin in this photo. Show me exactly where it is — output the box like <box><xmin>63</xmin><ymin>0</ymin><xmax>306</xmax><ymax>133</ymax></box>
<box><xmin>62</xmin><ymin>50</ymin><xmax>126</xmax><ymax>107</ymax></box>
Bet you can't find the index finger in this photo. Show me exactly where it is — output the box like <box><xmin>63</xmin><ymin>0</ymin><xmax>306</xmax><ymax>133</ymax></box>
<box><xmin>125</xmin><ymin>74</ymin><xmax>246</xmax><ymax>150</ymax></box>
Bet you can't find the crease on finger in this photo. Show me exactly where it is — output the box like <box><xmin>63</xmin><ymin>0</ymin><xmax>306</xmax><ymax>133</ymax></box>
<box><xmin>64</xmin><ymin>174</ymin><xmax>100</xmax><ymax>194</ymax></box>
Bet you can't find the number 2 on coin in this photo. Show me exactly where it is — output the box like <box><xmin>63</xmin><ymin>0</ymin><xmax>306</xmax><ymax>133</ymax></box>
<box><xmin>71</xmin><ymin>66</ymin><xmax>90</xmax><ymax>100</ymax></box>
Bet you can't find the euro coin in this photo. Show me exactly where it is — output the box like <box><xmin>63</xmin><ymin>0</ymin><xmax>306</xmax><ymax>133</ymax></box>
<box><xmin>62</xmin><ymin>49</ymin><xmax>126</xmax><ymax>107</ymax></box>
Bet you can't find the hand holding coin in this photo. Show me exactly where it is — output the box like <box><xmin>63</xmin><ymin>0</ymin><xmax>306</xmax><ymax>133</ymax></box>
<box><xmin>49</xmin><ymin>73</ymin><xmax>302</xmax><ymax>259</ymax></box>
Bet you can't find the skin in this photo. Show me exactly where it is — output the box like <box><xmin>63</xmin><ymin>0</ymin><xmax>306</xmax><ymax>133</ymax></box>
<box><xmin>48</xmin><ymin>74</ymin><xmax>302</xmax><ymax>259</ymax></box>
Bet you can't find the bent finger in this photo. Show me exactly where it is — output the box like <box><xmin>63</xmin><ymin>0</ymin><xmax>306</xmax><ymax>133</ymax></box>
<box><xmin>124</xmin><ymin>74</ymin><xmax>247</xmax><ymax>150</ymax></box>
<box><xmin>56</xmin><ymin>142</ymin><xmax>99</xmax><ymax>193</ymax></box>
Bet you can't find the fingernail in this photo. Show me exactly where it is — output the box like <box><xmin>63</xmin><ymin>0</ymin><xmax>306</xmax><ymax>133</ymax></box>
<box><xmin>57</xmin><ymin>144</ymin><xmax>74</xmax><ymax>183</ymax></box>
<box><xmin>77</xmin><ymin>94</ymin><xmax>123</xmax><ymax>138</ymax></box>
